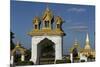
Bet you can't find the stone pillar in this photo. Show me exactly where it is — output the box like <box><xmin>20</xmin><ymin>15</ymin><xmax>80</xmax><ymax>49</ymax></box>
<box><xmin>21</xmin><ymin>54</ymin><xmax>25</xmax><ymax>61</ymax></box>
<box><xmin>10</xmin><ymin>56</ymin><xmax>14</xmax><ymax>65</ymax></box>
<box><xmin>70</xmin><ymin>53</ymin><xmax>73</xmax><ymax>63</ymax></box>
<box><xmin>55</xmin><ymin>36</ymin><xmax>62</xmax><ymax>60</ymax></box>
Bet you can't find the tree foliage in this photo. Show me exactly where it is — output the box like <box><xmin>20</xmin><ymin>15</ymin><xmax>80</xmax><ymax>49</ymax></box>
<box><xmin>10</xmin><ymin>32</ymin><xmax>15</xmax><ymax>50</ymax></box>
<box><xmin>25</xmin><ymin>49</ymin><xmax>31</xmax><ymax>61</ymax></box>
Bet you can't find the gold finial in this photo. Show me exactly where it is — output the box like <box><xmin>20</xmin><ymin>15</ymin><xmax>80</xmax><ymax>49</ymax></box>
<box><xmin>33</xmin><ymin>16</ymin><xmax>40</xmax><ymax>24</ymax></box>
<box><xmin>46</xmin><ymin>5</ymin><xmax>50</xmax><ymax>11</ymax></box>
<box><xmin>16</xmin><ymin>41</ymin><xmax>20</xmax><ymax>47</ymax></box>
<box><xmin>42</xmin><ymin>5</ymin><xmax>53</xmax><ymax>21</ymax></box>
<box><xmin>55</xmin><ymin>16</ymin><xmax>63</xmax><ymax>24</ymax></box>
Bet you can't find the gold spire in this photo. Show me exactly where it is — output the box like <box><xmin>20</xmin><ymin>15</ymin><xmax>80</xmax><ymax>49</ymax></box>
<box><xmin>46</xmin><ymin>5</ymin><xmax>50</xmax><ymax>11</ymax></box>
<box><xmin>74</xmin><ymin>38</ymin><xmax>78</xmax><ymax>46</ymax></box>
<box><xmin>80</xmin><ymin>33</ymin><xmax>95</xmax><ymax>58</ymax></box>
<box><xmin>33</xmin><ymin>16</ymin><xmax>40</xmax><ymax>24</ymax></box>
<box><xmin>84</xmin><ymin>33</ymin><xmax>91</xmax><ymax>49</ymax></box>
<box><xmin>42</xmin><ymin>6</ymin><xmax>53</xmax><ymax>21</ymax></box>
<box><xmin>16</xmin><ymin>41</ymin><xmax>20</xmax><ymax>48</ymax></box>
<box><xmin>86</xmin><ymin>33</ymin><xmax>89</xmax><ymax>42</ymax></box>
<box><xmin>42</xmin><ymin>6</ymin><xmax>53</xmax><ymax>30</ymax></box>
<box><xmin>69</xmin><ymin>38</ymin><xmax>80</xmax><ymax>53</ymax></box>
<box><xmin>32</xmin><ymin>16</ymin><xmax>40</xmax><ymax>31</ymax></box>
<box><xmin>73</xmin><ymin>38</ymin><xmax>80</xmax><ymax>48</ymax></box>
<box><xmin>55</xmin><ymin>16</ymin><xmax>63</xmax><ymax>24</ymax></box>
<box><xmin>55</xmin><ymin>16</ymin><xmax>63</xmax><ymax>31</ymax></box>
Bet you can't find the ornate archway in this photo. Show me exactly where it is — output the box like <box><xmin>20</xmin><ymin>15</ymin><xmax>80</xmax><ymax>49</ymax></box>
<box><xmin>10</xmin><ymin>42</ymin><xmax>26</xmax><ymax>64</ymax></box>
<box><xmin>28</xmin><ymin>6</ymin><xmax>65</xmax><ymax>64</ymax></box>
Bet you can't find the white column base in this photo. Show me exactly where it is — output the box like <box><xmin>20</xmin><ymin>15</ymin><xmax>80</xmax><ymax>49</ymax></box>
<box><xmin>55</xmin><ymin>36</ymin><xmax>62</xmax><ymax>61</ymax></box>
<box><xmin>10</xmin><ymin>56</ymin><xmax>14</xmax><ymax>64</ymax></box>
<box><xmin>80</xmin><ymin>53</ymin><xmax>87</xmax><ymax>62</ymax></box>
<box><xmin>70</xmin><ymin>53</ymin><xmax>73</xmax><ymax>63</ymax></box>
<box><xmin>21</xmin><ymin>55</ymin><xmax>25</xmax><ymax>61</ymax></box>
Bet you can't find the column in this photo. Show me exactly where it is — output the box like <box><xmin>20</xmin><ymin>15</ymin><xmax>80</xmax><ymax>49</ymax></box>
<box><xmin>21</xmin><ymin>54</ymin><xmax>25</xmax><ymax>61</ymax></box>
<box><xmin>30</xmin><ymin>41</ymin><xmax>37</xmax><ymax>64</ymax></box>
<box><xmin>30</xmin><ymin>37</ymin><xmax>40</xmax><ymax>64</ymax></box>
<box><xmin>10</xmin><ymin>56</ymin><xmax>14</xmax><ymax>65</ymax></box>
<box><xmin>55</xmin><ymin>36</ymin><xmax>62</xmax><ymax>60</ymax></box>
<box><xmin>70</xmin><ymin>53</ymin><xmax>73</xmax><ymax>63</ymax></box>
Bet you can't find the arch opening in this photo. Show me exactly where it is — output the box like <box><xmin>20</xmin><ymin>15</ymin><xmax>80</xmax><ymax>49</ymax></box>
<box><xmin>37</xmin><ymin>38</ymin><xmax>55</xmax><ymax>64</ymax></box>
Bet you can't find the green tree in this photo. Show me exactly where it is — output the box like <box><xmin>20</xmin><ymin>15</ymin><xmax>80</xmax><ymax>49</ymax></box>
<box><xmin>25</xmin><ymin>49</ymin><xmax>31</xmax><ymax>61</ymax></box>
<box><xmin>10</xmin><ymin>32</ymin><xmax>15</xmax><ymax>50</ymax></box>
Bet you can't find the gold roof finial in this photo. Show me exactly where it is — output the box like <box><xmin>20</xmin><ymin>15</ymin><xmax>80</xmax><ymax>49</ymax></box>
<box><xmin>16</xmin><ymin>41</ymin><xmax>20</xmax><ymax>47</ymax></box>
<box><xmin>33</xmin><ymin>16</ymin><xmax>40</xmax><ymax>24</ymax></box>
<box><xmin>46</xmin><ymin>4</ymin><xmax>50</xmax><ymax>11</ymax></box>
<box><xmin>42</xmin><ymin>5</ymin><xmax>53</xmax><ymax>21</ymax></box>
<box><xmin>55</xmin><ymin>16</ymin><xmax>63</xmax><ymax>24</ymax></box>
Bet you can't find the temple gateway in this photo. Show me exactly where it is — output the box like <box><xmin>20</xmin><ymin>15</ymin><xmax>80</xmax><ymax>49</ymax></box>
<box><xmin>28</xmin><ymin>7</ymin><xmax>65</xmax><ymax>64</ymax></box>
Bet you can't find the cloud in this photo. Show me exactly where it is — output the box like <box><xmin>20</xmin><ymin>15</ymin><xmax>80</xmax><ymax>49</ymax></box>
<box><xmin>67</xmin><ymin>8</ymin><xmax>86</xmax><ymax>12</ymax></box>
<box><xmin>67</xmin><ymin>25</ymin><xmax>88</xmax><ymax>32</ymax></box>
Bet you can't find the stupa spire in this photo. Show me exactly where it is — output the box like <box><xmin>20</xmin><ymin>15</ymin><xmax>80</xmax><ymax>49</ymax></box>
<box><xmin>46</xmin><ymin>5</ymin><xmax>50</xmax><ymax>11</ymax></box>
<box><xmin>16</xmin><ymin>41</ymin><xmax>19</xmax><ymax>47</ymax></box>
<box><xmin>86</xmin><ymin>33</ymin><xmax>89</xmax><ymax>42</ymax></box>
<box><xmin>74</xmin><ymin>38</ymin><xmax>78</xmax><ymax>46</ymax></box>
<box><xmin>84</xmin><ymin>33</ymin><xmax>91</xmax><ymax>49</ymax></box>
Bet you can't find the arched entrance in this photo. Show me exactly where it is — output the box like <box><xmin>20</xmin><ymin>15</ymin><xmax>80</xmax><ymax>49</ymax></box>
<box><xmin>37</xmin><ymin>38</ymin><xmax>55</xmax><ymax>64</ymax></box>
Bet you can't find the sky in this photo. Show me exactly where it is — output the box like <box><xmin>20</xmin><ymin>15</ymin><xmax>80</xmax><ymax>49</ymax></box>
<box><xmin>11</xmin><ymin>0</ymin><xmax>95</xmax><ymax>54</ymax></box>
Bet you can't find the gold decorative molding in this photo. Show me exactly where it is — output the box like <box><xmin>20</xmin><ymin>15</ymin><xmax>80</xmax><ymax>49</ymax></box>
<box><xmin>28</xmin><ymin>29</ymin><xmax>64</xmax><ymax>36</ymax></box>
